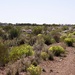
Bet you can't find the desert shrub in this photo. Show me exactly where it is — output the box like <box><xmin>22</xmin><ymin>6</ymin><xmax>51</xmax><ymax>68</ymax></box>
<box><xmin>48</xmin><ymin>51</ymin><xmax>54</xmax><ymax>60</ymax></box>
<box><xmin>43</xmin><ymin>34</ymin><xmax>52</xmax><ymax>45</ymax></box>
<box><xmin>0</xmin><ymin>43</ymin><xmax>9</xmax><ymax>66</ymax></box>
<box><xmin>62</xmin><ymin>26</ymin><xmax>69</xmax><ymax>30</ymax></box>
<box><xmin>2</xmin><ymin>33</ymin><xmax>9</xmax><ymax>40</ymax></box>
<box><xmin>9</xmin><ymin>44</ymin><xmax>34</xmax><ymax>61</ymax></box>
<box><xmin>31</xmin><ymin>60</ymin><xmax>38</xmax><ymax>66</ymax></box>
<box><xmin>32</xmin><ymin>26</ymin><xmax>42</xmax><ymax>35</ymax></box>
<box><xmin>28</xmin><ymin>35</ymin><xmax>37</xmax><ymax>46</ymax></box>
<box><xmin>49</xmin><ymin>46</ymin><xmax>65</xmax><ymax>56</ymax></box>
<box><xmin>40</xmin><ymin>52</ymin><xmax>49</xmax><ymax>60</ymax></box>
<box><xmin>33</xmin><ymin>35</ymin><xmax>44</xmax><ymax>51</ymax></box>
<box><xmin>73</xmin><ymin>32</ymin><xmax>75</xmax><ymax>35</ymax></box>
<box><xmin>0</xmin><ymin>28</ymin><xmax>4</xmax><ymax>37</ymax></box>
<box><xmin>64</xmin><ymin>38</ymin><xmax>74</xmax><ymax>46</ymax></box>
<box><xmin>27</xmin><ymin>65</ymin><xmax>41</xmax><ymax>75</ymax></box>
<box><xmin>50</xmin><ymin>30</ymin><xmax>61</xmax><ymax>43</ymax></box>
<box><xmin>67</xmin><ymin>33</ymin><xmax>72</xmax><ymax>38</ymax></box>
<box><xmin>60</xmin><ymin>34</ymin><xmax>67</xmax><ymax>41</ymax></box>
<box><xmin>53</xmin><ymin>35</ymin><xmax>60</xmax><ymax>43</ymax></box>
<box><xmin>3</xmin><ymin>25</ymin><xmax>12</xmax><ymax>32</ymax></box>
<box><xmin>9</xmin><ymin>28</ymin><xmax>20</xmax><ymax>39</ymax></box>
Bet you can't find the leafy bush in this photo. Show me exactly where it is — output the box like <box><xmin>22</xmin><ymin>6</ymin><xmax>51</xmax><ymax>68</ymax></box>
<box><xmin>9</xmin><ymin>44</ymin><xmax>34</xmax><ymax>61</ymax></box>
<box><xmin>64</xmin><ymin>38</ymin><xmax>74</xmax><ymax>46</ymax></box>
<box><xmin>49</xmin><ymin>46</ymin><xmax>65</xmax><ymax>56</ymax></box>
<box><xmin>27</xmin><ymin>65</ymin><xmax>41</xmax><ymax>75</ymax></box>
<box><xmin>40</xmin><ymin>52</ymin><xmax>49</xmax><ymax>60</ymax></box>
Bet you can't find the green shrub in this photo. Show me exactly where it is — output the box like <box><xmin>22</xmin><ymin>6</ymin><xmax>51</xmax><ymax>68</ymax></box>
<box><xmin>27</xmin><ymin>65</ymin><xmax>41</xmax><ymax>75</ymax></box>
<box><xmin>3</xmin><ymin>25</ymin><xmax>12</xmax><ymax>32</ymax></box>
<box><xmin>64</xmin><ymin>38</ymin><xmax>74</xmax><ymax>46</ymax></box>
<box><xmin>32</xmin><ymin>26</ymin><xmax>42</xmax><ymax>35</ymax></box>
<box><xmin>73</xmin><ymin>32</ymin><xmax>75</xmax><ymax>35</ymax></box>
<box><xmin>62</xmin><ymin>26</ymin><xmax>69</xmax><ymax>30</ymax></box>
<box><xmin>43</xmin><ymin>34</ymin><xmax>52</xmax><ymax>45</ymax></box>
<box><xmin>67</xmin><ymin>33</ymin><xmax>72</xmax><ymax>38</ymax></box>
<box><xmin>9</xmin><ymin>28</ymin><xmax>20</xmax><ymax>39</ymax></box>
<box><xmin>40</xmin><ymin>52</ymin><xmax>49</xmax><ymax>60</ymax></box>
<box><xmin>49</xmin><ymin>46</ymin><xmax>65</xmax><ymax>56</ymax></box>
<box><xmin>0</xmin><ymin>28</ymin><xmax>4</xmax><ymax>37</ymax></box>
<box><xmin>9</xmin><ymin>44</ymin><xmax>34</xmax><ymax>61</ymax></box>
<box><xmin>0</xmin><ymin>43</ymin><xmax>9</xmax><ymax>66</ymax></box>
<box><xmin>60</xmin><ymin>34</ymin><xmax>67</xmax><ymax>41</ymax></box>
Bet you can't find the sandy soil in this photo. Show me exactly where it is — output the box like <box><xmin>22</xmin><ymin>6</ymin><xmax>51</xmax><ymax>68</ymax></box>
<box><xmin>40</xmin><ymin>47</ymin><xmax>75</xmax><ymax>75</ymax></box>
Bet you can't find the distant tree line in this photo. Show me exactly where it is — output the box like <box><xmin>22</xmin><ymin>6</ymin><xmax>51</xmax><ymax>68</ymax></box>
<box><xmin>0</xmin><ymin>22</ymin><xmax>75</xmax><ymax>26</ymax></box>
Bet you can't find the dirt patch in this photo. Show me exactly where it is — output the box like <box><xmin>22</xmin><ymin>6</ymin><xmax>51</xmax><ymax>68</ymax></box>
<box><xmin>40</xmin><ymin>47</ymin><xmax>75</xmax><ymax>75</ymax></box>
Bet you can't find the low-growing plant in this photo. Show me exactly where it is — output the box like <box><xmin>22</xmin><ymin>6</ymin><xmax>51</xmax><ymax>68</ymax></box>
<box><xmin>73</xmin><ymin>32</ymin><xmax>75</xmax><ymax>35</ymax></box>
<box><xmin>48</xmin><ymin>51</ymin><xmax>54</xmax><ymax>60</ymax></box>
<box><xmin>3</xmin><ymin>25</ymin><xmax>12</xmax><ymax>32</ymax></box>
<box><xmin>64</xmin><ymin>38</ymin><xmax>74</xmax><ymax>46</ymax></box>
<box><xmin>9</xmin><ymin>44</ymin><xmax>34</xmax><ymax>61</ymax></box>
<box><xmin>40</xmin><ymin>52</ymin><xmax>49</xmax><ymax>60</ymax></box>
<box><xmin>9</xmin><ymin>27</ymin><xmax>20</xmax><ymax>39</ymax></box>
<box><xmin>67</xmin><ymin>33</ymin><xmax>72</xmax><ymax>38</ymax></box>
<box><xmin>0</xmin><ymin>43</ymin><xmax>9</xmax><ymax>66</ymax></box>
<box><xmin>50</xmin><ymin>30</ymin><xmax>61</xmax><ymax>43</ymax></box>
<box><xmin>43</xmin><ymin>34</ymin><xmax>52</xmax><ymax>45</ymax></box>
<box><xmin>60</xmin><ymin>34</ymin><xmax>67</xmax><ymax>41</ymax></box>
<box><xmin>32</xmin><ymin>26</ymin><xmax>42</xmax><ymax>35</ymax></box>
<box><xmin>27</xmin><ymin>64</ymin><xmax>41</xmax><ymax>75</ymax></box>
<box><xmin>62</xmin><ymin>26</ymin><xmax>69</xmax><ymax>30</ymax></box>
<box><xmin>49</xmin><ymin>46</ymin><xmax>65</xmax><ymax>56</ymax></box>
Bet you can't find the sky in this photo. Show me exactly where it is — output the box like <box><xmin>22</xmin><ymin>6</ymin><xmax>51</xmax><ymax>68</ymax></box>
<box><xmin>0</xmin><ymin>0</ymin><xmax>75</xmax><ymax>24</ymax></box>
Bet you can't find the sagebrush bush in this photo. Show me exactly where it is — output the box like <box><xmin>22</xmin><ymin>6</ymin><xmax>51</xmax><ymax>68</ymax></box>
<box><xmin>64</xmin><ymin>38</ymin><xmax>74</xmax><ymax>46</ymax></box>
<box><xmin>27</xmin><ymin>65</ymin><xmax>41</xmax><ymax>75</ymax></box>
<box><xmin>9</xmin><ymin>44</ymin><xmax>34</xmax><ymax>61</ymax></box>
<box><xmin>40</xmin><ymin>52</ymin><xmax>49</xmax><ymax>60</ymax></box>
<box><xmin>50</xmin><ymin>30</ymin><xmax>60</xmax><ymax>43</ymax></box>
<box><xmin>49</xmin><ymin>46</ymin><xmax>65</xmax><ymax>56</ymax></box>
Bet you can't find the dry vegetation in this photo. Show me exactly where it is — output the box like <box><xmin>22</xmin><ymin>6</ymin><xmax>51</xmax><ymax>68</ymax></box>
<box><xmin>0</xmin><ymin>24</ymin><xmax>75</xmax><ymax>75</ymax></box>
